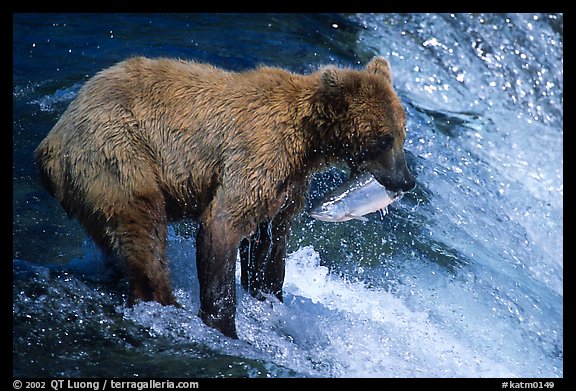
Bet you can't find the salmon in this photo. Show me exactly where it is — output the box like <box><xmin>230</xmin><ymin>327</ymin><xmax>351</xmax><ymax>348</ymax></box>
<box><xmin>309</xmin><ymin>172</ymin><xmax>403</xmax><ymax>222</ymax></box>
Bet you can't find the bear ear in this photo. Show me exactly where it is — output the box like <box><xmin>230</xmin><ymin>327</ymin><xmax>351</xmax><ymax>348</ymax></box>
<box><xmin>366</xmin><ymin>57</ymin><xmax>392</xmax><ymax>83</ymax></box>
<box><xmin>319</xmin><ymin>66</ymin><xmax>341</xmax><ymax>91</ymax></box>
<box><xmin>314</xmin><ymin>66</ymin><xmax>347</xmax><ymax>117</ymax></box>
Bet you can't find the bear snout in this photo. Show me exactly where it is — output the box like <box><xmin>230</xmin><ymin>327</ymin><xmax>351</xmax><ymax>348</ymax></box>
<box><xmin>368</xmin><ymin>155</ymin><xmax>416</xmax><ymax>193</ymax></box>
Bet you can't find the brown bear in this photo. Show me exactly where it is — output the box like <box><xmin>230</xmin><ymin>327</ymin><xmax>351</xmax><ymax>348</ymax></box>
<box><xmin>35</xmin><ymin>56</ymin><xmax>415</xmax><ymax>338</ymax></box>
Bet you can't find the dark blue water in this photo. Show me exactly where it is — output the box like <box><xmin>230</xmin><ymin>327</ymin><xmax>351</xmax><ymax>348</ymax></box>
<box><xmin>13</xmin><ymin>13</ymin><xmax>563</xmax><ymax>378</ymax></box>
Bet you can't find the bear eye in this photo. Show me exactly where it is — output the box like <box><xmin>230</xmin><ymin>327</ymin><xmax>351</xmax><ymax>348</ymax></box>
<box><xmin>360</xmin><ymin>135</ymin><xmax>395</xmax><ymax>160</ymax></box>
<box><xmin>376</xmin><ymin>135</ymin><xmax>395</xmax><ymax>151</ymax></box>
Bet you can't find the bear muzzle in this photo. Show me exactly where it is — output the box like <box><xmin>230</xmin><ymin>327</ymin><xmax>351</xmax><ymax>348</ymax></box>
<box><xmin>366</xmin><ymin>150</ymin><xmax>416</xmax><ymax>193</ymax></box>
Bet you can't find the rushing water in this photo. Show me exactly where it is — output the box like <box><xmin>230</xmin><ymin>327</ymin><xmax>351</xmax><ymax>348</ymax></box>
<box><xmin>13</xmin><ymin>13</ymin><xmax>563</xmax><ymax>378</ymax></box>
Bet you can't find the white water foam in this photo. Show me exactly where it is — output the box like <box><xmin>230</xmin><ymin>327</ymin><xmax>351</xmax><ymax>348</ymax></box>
<box><xmin>121</xmin><ymin>238</ymin><xmax>554</xmax><ymax>377</ymax></box>
<box><xmin>30</xmin><ymin>83</ymin><xmax>82</xmax><ymax>112</ymax></box>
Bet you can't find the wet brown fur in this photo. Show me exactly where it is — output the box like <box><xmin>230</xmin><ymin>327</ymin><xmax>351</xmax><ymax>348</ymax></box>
<box><xmin>35</xmin><ymin>56</ymin><xmax>414</xmax><ymax>338</ymax></box>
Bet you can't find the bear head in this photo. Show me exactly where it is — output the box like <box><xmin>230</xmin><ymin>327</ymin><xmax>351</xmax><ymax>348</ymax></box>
<box><xmin>313</xmin><ymin>57</ymin><xmax>416</xmax><ymax>193</ymax></box>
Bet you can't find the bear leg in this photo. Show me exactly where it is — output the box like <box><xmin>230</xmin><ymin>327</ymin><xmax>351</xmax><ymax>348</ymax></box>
<box><xmin>239</xmin><ymin>221</ymin><xmax>286</xmax><ymax>302</ymax></box>
<box><xmin>196</xmin><ymin>200</ymin><xmax>241</xmax><ymax>339</ymax></box>
<box><xmin>104</xmin><ymin>194</ymin><xmax>177</xmax><ymax>307</ymax></box>
<box><xmin>239</xmin><ymin>196</ymin><xmax>302</xmax><ymax>302</ymax></box>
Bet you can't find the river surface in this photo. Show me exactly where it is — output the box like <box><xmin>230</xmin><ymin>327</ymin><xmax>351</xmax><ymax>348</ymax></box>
<box><xmin>13</xmin><ymin>13</ymin><xmax>563</xmax><ymax>378</ymax></box>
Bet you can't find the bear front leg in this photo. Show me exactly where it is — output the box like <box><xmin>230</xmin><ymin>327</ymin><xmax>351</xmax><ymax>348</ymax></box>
<box><xmin>246</xmin><ymin>219</ymin><xmax>289</xmax><ymax>302</ymax></box>
<box><xmin>196</xmin><ymin>208</ymin><xmax>241</xmax><ymax>339</ymax></box>
<box><xmin>240</xmin><ymin>198</ymin><xmax>302</xmax><ymax>302</ymax></box>
<box><xmin>240</xmin><ymin>228</ymin><xmax>280</xmax><ymax>300</ymax></box>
